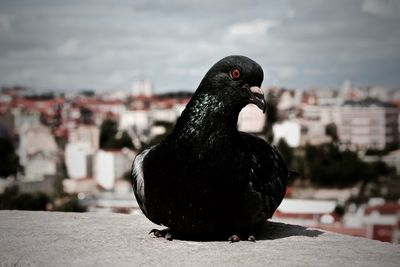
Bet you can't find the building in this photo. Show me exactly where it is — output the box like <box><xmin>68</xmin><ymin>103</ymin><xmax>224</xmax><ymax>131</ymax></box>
<box><xmin>62</xmin><ymin>178</ymin><xmax>97</xmax><ymax>194</ymax></box>
<box><xmin>119</xmin><ymin>110</ymin><xmax>152</xmax><ymax>146</ymax></box>
<box><xmin>71</xmin><ymin>97</ymin><xmax>127</xmax><ymax>125</ymax></box>
<box><xmin>68</xmin><ymin>125</ymin><xmax>100</xmax><ymax>153</ymax></box>
<box><xmin>12</xmin><ymin>108</ymin><xmax>41</xmax><ymax>134</ymax></box>
<box><xmin>272</xmin><ymin>120</ymin><xmax>301</xmax><ymax>147</ymax></box>
<box><xmin>132</xmin><ymin>80</ymin><xmax>153</xmax><ymax>97</ymax></box>
<box><xmin>65</xmin><ymin>142</ymin><xmax>93</xmax><ymax>179</ymax></box>
<box><xmin>339</xmin><ymin>80</ymin><xmax>366</xmax><ymax>101</ymax></box>
<box><xmin>274</xmin><ymin>199</ymin><xmax>338</xmax><ymax>225</ymax></box>
<box><xmin>65</xmin><ymin>125</ymin><xmax>99</xmax><ymax>180</ymax></box>
<box><xmin>363</xmin><ymin>201</ymin><xmax>400</xmax><ymax>243</ymax></box>
<box><xmin>18</xmin><ymin>124</ymin><xmax>58</xmax><ymax>181</ymax></box>
<box><xmin>94</xmin><ymin>149</ymin><xmax>135</xmax><ymax>190</ymax></box>
<box><xmin>368</xmin><ymin>86</ymin><xmax>390</xmax><ymax>102</ymax></box>
<box><xmin>277</xmin><ymin>90</ymin><xmax>300</xmax><ymax>110</ymax></box>
<box><xmin>302</xmin><ymin>104</ymin><xmax>341</xmax><ymax>126</ymax></box>
<box><xmin>339</xmin><ymin>99</ymin><xmax>399</xmax><ymax>150</ymax></box>
<box><xmin>119</xmin><ymin>110</ymin><xmax>151</xmax><ymax>133</ymax></box>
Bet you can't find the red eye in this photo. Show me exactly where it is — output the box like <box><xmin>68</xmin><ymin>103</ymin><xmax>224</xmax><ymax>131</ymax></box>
<box><xmin>230</xmin><ymin>68</ymin><xmax>241</xmax><ymax>79</ymax></box>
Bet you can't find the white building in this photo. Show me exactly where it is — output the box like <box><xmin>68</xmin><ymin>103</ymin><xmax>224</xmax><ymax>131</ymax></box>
<box><xmin>302</xmin><ymin>104</ymin><xmax>341</xmax><ymax>126</ymax></box>
<box><xmin>24</xmin><ymin>153</ymin><xmax>57</xmax><ymax>182</ymax></box>
<box><xmin>62</xmin><ymin>178</ymin><xmax>97</xmax><ymax>194</ymax></box>
<box><xmin>18</xmin><ymin>124</ymin><xmax>58</xmax><ymax>181</ymax></box>
<box><xmin>68</xmin><ymin>125</ymin><xmax>100</xmax><ymax>153</ymax></box>
<box><xmin>119</xmin><ymin>110</ymin><xmax>151</xmax><ymax>133</ymax></box>
<box><xmin>272</xmin><ymin>120</ymin><xmax>301</xmax><ymax>147</ymax></box>
<box><xmin>339</xmin><ymin>100</ymin><xmax>399</xmax><ymax>150</ymax></box>
<box><xmin>275</xmin><ymin>199</ymin><xmax>338</xmax><ymax>225</ymax></box>
<box><xmin>65</xmin><ymin>142</ymin><xmax>93</xmax><ymax>179</ymax></box>
<box><xmin>119</xmin><ymin>110</ymin><xmax>152</xmax><ymax>146</ymax></box>
<box><xmin>65</xmin><ymin>125</ymin><xmax>99</xmax><ymax>180</ymax></box>
<box><xmin>368</xmin><ymin>87</ymin><xmax>389</xmax><ymax>102</ymax></box>
<box><xmin>94</xmin><ymin>149</ymin><xmax>135</xmax><ymax>190</ymax></box>
<box><xmin>344</xmin><ymin>200</ymin><xmax>400</xmax><ymax>243</ymax></box>
<box><xmin>132</xmin><ymin>80</ymin><xmax>153</xmax><ymax>96</ymax></box>
<box><xmin>12</xmin><ymin>109</ymin><xmax>41</xmax><ymax>134</ymax></box>
<box><xmin>314</xmin><ymin>89</ymin><xmax>342</xmax><ymax>106</ymax></box>
<box><xmin>278</xmin><ymin>90</ymin><xmax>298</xmax><ymax>110</ymax></box>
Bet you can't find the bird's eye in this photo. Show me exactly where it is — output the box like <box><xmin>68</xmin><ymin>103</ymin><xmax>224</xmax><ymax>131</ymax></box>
<box><xmin>230</xmin><ymin>68</ymin><xmax>241</xmax><ymax>80</ymax></box>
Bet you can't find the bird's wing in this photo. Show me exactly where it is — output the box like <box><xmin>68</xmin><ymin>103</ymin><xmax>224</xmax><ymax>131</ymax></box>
<box><xmin>131</xmin><ymin>147</ymin><xmax>153</xmax><ymax>217</ymax></box>
<box><xmin>240</xmin><ymin>132</ymin><xmax>288</xmax><ymax>218</ymax></box>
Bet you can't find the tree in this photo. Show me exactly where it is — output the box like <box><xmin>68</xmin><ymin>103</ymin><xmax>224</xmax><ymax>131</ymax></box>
<box><xmin>264</xmin><ymin>91</ymin><xmax>279</xmax><ymax>142</ymax></box>
<box><xmin>277</xmin><ymin>138</ymin><xmax>294</xmax><ymax>168</ymax></box>
<box><xmin>0</xmin><ymin>137</ymin><xmax>19</xmax><ymax>178</ymax></box>
<box><xmin>80</xmin><ymin>107</ymin><xmax>94</xmax><ymax>124</ymax></box>
<box><xmin>325</xmin><ymin>123</ymin><xmax>338</xmax><ymax>142</ymax></box>
<box><xmin>303</xmin><ymin>143</ymin><xmax>378</xmax><ymax>188</ymax></box>
<box><xmin>100</xmin><ymin>119</ymin><xmax>118</xmax><ymax>148</ymax></box>
<box><xmin>99</xmin><ymin>119</ymin><xmax>134</xmax><ymax>150</ymax></box>
<box><xmin>0</xmin><ymin>185</ymin><xmax>51</xmax><ymax>210</ymax></box>
<box><xmin>53</xmin><ymin>196</ymin><xmax>87</xmax><ymax>212</ymax></box>
<box><xmin>277</xmin><ymin>138</ymin><xmax>299</xmax><ymax>185</ymax></box>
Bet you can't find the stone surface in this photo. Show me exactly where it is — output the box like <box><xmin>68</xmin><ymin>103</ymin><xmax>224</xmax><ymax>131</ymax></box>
<box><xmin>0</xmin><ymin>210</ymin><xmax>399</xmax><ymax>266</ymax></box>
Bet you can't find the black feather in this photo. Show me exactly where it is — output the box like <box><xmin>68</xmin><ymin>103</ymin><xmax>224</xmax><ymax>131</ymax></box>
<box><xmin>132</xmin><ymin>55</ymin><xmax>288</xmax><ymax>239</ymax></box>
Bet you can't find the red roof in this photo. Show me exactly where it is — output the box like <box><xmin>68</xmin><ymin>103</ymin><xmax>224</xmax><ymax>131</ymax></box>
<box><xmin>274</xmin><ymin>210</ymin><xmax>316</xmax><ymax>219</ymax></box>
<box><xmin>75</xmin><ymin>98</ymin><xmax>124</xmax><ymax>106</ymax></box>
<box><xmin>365</xmin><ymin>202</ymin><xmax>400</xmax><ymax>215</ymax></box>
<box><xmin>12</xmin><ymin>97</ymin><xmax>64</xmax><ymax>114</ymax></box>
<box><xmin>317</xmin><ymin>225</ymin><xmax>368</xmax><ymax>238</ymax></box>
<box><xmin>390</xmin><ymin>100</ymin><xmax>400</xmax><ymax>108</ymax></box>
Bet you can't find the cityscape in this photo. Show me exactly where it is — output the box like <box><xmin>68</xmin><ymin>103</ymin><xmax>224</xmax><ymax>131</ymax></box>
<box><xmin>0</xmin><ymin>80</ymin><xmax>399</xmax><ymax>243</ymax></box>
<box><xmin>1</xmin><ymin>0</ymin><xmax>400</xmax><ymax>254</ymax></box>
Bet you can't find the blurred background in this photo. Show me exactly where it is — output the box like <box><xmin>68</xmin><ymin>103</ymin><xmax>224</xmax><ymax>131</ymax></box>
<box><xmin>0</xmin><ymin>0</ymin><xmax>399</xmax><ymax>243</ymax></box>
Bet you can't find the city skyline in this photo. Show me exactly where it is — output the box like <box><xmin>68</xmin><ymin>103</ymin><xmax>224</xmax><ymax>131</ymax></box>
<box><xmin>0</xmin><ymin>0</ymin><xmax>399</xmax><ymax>92</ymax></box>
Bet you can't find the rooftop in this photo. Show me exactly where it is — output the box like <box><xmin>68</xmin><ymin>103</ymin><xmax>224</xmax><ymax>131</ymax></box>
<box><xmin>0</xmin><ymin>210</ymin><xmax>399</xmax><ymax>266</ymax></box>
<box><xmin>342</xmin><ymin>98</ymin><xmax>397</xmax><ymax>108</ymax></box>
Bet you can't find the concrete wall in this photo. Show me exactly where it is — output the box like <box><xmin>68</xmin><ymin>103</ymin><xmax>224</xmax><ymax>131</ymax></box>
<box><xmin>0</xmin><ymin>211</ymin><xmax>399</xmax><ymax>267</ymax></box>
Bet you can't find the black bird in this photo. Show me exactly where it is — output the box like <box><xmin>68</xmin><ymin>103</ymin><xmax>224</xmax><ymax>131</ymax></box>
<box><xmin>132</xmin><ymin>55</ymin><xmax>288</xmax><ymax>242</ymax></box>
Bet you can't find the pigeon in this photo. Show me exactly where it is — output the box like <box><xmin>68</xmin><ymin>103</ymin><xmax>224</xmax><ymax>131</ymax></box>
<box><xmin>132</xmin><ymin>55</ymin><xmax>288</xmax><ymax>242</ymax></box>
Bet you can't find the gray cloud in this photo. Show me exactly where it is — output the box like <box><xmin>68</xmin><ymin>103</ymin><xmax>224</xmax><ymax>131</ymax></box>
<box><xmin>0</xmin><ymin>0</ymin><xmax>399</xmax><ymax>92</ymax></box>
<box><xmin>362</xmin><ymin>0</ymin><xmax>400</xmax><ymax>19</ymax></box>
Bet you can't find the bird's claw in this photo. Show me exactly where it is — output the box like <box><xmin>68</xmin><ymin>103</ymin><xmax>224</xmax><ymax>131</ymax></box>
<box><xmin>248</xmin><ymin>235</ymin><xmax>256</xmax><ymax>242</ymax></box>
<box><xmin>149</xmin><ymin>229</ymin><xmax>174</xmax><ymax>241</ymax></box>
<box><xmin>164</xmin><ymin>232</ymin><xmax>173</xmax><ymax>241</ymax></box>
<box><xmin>228</xmin><ymin>234</ymin><xmax>256</xmax><ymax>243</ymax></box>
<box><xmin>228</xmin><ymin>234</ymin><xmax>240</xmax><ymax>243</ymax></box>
<box><xmin>149</xmin><ymin>229</ymin><xmax>163</xmax><ymax>237</ymax></box>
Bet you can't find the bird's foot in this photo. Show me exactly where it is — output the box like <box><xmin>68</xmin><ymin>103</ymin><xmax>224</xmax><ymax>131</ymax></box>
<box><xmin>149</xmin><ymin>228</ymin><xmax>174</xmax><ymax>241</ymax></box>
<box><xmin>228</xmin><ymin>234</ymin><xmax>256</xmax><ymax>243</ymax></box>
<box><xmin>228</xmin><ymin>234</ymin><xmax>240</xmax><ymax>242</ymax></box>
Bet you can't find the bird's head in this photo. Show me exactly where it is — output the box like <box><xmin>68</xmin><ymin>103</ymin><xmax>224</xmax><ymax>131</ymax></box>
<box><xmin>197</xmin><ymin>55</ymin><xmax>266</xmax><ymax>113</ymax></box>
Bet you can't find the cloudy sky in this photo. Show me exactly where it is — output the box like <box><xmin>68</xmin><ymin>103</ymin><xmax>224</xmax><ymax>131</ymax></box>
<box><xmin>0</xmin><ymin>0</ymin><xmax>399</xmax><ymax>93</ymax></box>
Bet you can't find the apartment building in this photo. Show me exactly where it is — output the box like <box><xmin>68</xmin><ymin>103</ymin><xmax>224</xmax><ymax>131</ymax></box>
<box><xmin>339</xmin><ymin>99</ymin><xmax>399</xmax><ymax>150</ymax></box>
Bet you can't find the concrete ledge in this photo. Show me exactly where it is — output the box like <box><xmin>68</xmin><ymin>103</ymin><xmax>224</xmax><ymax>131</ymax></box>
<box><xmin>0</xmin><ymin>211</ymin><xmax>399</xmax><ymax>266</ymax></box>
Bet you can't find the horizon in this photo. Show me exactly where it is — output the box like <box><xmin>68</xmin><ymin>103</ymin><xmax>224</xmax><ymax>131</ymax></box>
<box><xmin>2</xmin><ymin>80</ymin><xmax>399</xmax><ymax>96</ymax></box>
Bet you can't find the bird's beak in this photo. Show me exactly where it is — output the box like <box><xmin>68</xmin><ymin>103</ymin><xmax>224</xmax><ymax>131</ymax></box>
<box><xmin>248</xmin><ymin>86</ymin><xmax>266</xmax><ymax>113</ymax></box>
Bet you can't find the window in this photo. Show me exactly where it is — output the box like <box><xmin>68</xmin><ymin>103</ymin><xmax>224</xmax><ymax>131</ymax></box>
<box><xmin>352</xmin><ymin>118</ymin><xmax>370</xmax><ymax>126</ymax></box>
